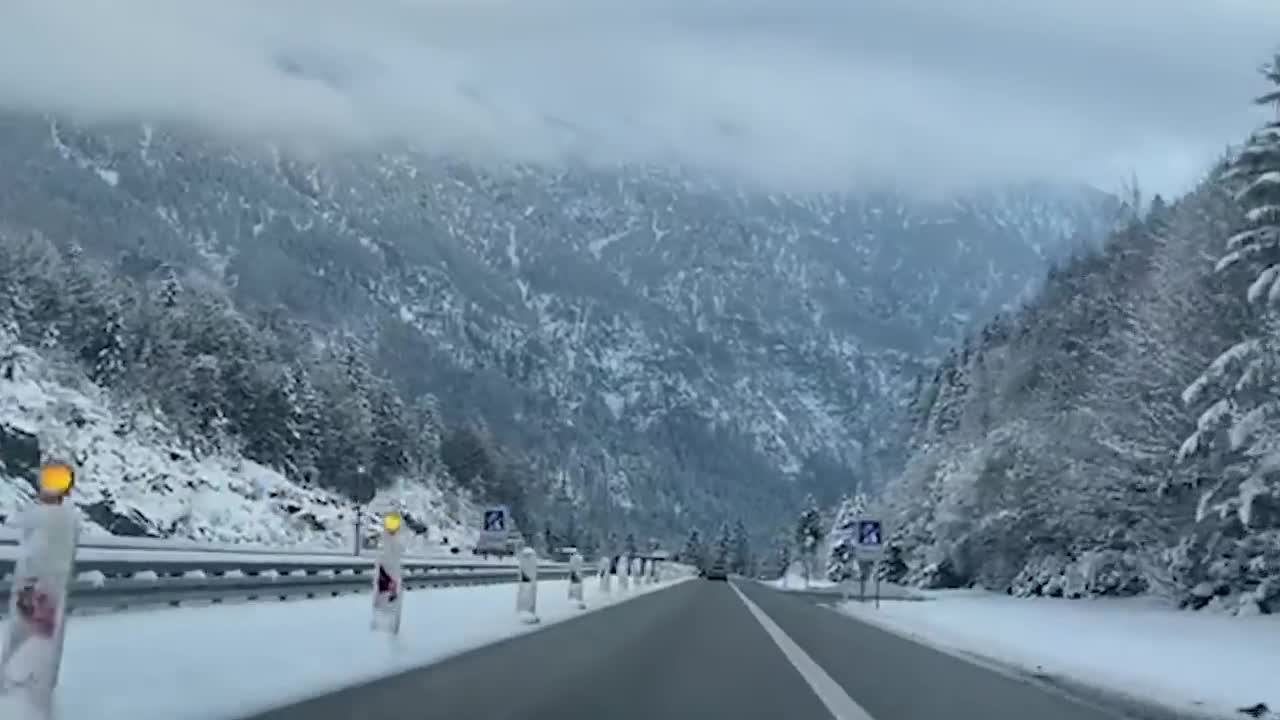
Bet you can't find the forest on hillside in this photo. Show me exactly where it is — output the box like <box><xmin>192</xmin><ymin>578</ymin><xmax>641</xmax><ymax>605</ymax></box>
<box><xmin>0</xmin><ymin>228</ymin><xmax>535</xmax><ymax>524</ymax></box>
<box><xmin>882</xmin><ymin>56</ymin><xmax>1280</xmax><ymax>614</ymax></box>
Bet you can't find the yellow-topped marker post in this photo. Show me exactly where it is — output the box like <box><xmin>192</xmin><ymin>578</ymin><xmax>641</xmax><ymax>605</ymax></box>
<box><xmin>1</xmin><ymin>460</ymin><xmax>81</xmax><ymax>706</ymax></box>
<box><xmin>382</xmin><ymin>512</ymin><xmax>402</xmax><ymax>534</ymax></box>
<box><xmin>37</xmin><ymin>462</ymin><xmax>75</xmax><ymax>503</ymax></box>
<box><xmin>371</xmin><ymin>510</ymin><xmax>405</xmax><ymax>634</ymax></box>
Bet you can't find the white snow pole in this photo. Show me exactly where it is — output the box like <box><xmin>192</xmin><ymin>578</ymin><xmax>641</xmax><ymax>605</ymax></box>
<box><xmin>568</xmin><ymin>552</ymin><xmax>586</xmax><ymax>609</ymax></box>
<box><xmin>1</xmin><ymin>462</ymin><xmax>81</xmax><ymax>713</ymax></box>
<box><xmin>371</xmin><ymin>512</ymin><xmax>405</xmax><ymax>634</ymax></box>
<box><xmin>598</xmin><ymin>556</ymin><xmax>612</xmax><ymax>594</ymax></box>
<box><xmin>516</xmin><ymin>547</ymin><xmax>540</xmax><ymax>624</ymax></box>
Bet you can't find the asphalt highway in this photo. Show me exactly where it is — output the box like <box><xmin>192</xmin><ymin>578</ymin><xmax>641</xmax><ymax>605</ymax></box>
<box><xmin>243</xmin><ymin>579</ymin><xmax>1131</xmax><ymax>720</ymax></box>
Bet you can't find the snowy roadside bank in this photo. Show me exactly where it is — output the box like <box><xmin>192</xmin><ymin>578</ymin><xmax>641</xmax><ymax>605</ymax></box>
<box><xmin>766</xmin><ymin>567</ymin><xmax>924</xmax><ymax>601</ymax></box>
<box><xmin>838</xmin><ymin>591</ymin><xmax>1280</xmax><ymax>720</ymax></box>
<box><xmin>1</xmin><ymin>575</ymin><xmax>689</xmax><ymax>720</ymax></box>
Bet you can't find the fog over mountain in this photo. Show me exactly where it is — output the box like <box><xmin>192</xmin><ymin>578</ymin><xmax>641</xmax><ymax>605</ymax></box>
<box><xmin>3</xmin><ymin>0</ymin><xmax>1275</xmax><ymax>195</ymax></box>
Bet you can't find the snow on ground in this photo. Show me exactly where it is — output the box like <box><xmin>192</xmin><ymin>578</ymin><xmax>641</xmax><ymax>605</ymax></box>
<box><xmin>839</xmin><ymin>590</ymin><xmax>1280</xmax><ymax>719</ymax></box>
<box><xmin>0</xmin><ymin>341</ymin><xmax>477</xmax><ymax>554</ymax></box>
<box><xmin>0</xmin><ymin>573</ymin><xmax>688</xmax><ymax>720</ymax></box>
<box><xmin>766</xmin><ymin>563</ymin><xmax>836</xmax><ymax>590</ymax></box>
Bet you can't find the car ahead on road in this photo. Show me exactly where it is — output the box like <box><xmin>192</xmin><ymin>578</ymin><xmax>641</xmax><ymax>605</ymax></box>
<box><xmin>703</xmin><ymin>561</ymin><xmax>728</xmax><ymax>581</ymax></box>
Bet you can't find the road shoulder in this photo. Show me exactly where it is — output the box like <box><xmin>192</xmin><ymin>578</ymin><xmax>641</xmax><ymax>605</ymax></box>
<box><xmin>736</xmin><ymin>580</ymin><xmax>1132</xmax><ymax>720</ymax></box>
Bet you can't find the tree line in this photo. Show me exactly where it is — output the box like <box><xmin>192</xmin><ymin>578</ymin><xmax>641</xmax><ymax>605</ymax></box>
<box><xmin>0</xmin><ymin>225</ymin><xmax>533</xmax><ymax>518</ymax></box>
<box><xmin>879</xmin><ymin>54</ymin><xmax>1280</xmax><ymax>614</ymax></box>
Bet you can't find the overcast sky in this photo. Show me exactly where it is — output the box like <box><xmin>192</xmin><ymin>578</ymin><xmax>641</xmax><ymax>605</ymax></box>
<box><xmin>1</xmin><ymin>0</ymin><xmax>1277</xmax><ymax>196</ymax></box>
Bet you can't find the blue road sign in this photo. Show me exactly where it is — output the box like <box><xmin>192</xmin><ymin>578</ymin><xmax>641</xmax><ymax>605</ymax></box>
<box><xmin>857</xmin><ymin>520</ymin><xmax>882</xmax><ymax>546</ymax></box>
<box><xmin>483</xmin><ymin>509</ymin><xmax>505</xmax><ymax>532</ymax></box>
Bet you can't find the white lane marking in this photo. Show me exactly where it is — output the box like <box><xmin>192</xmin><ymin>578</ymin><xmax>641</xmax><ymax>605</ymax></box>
<box><xmin>730</xmin><ymin>583</ymin><xmax>876</xmax><ymax>720</ymax></box>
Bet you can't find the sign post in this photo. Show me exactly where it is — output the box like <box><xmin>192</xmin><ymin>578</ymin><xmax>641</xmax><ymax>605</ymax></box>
<box><xmin>1</xmin><ymin>462</ymin><xmax>81</xmax><ymax>712</ymax></box>
<box><xmin>371</xmin><ymin>512</ymin><xmax>404</xmax><ymax>634</ymax></box>
<box><xmin>568</xmin><ymin>552</ymin><xmax>586</xmax><ymax>610</ymax></box>
<box><xmin>476</xmin><ymin>506</ymin><xmax>510</xmax><ymax>557</ymax></box>
<box><xmin>855</xmin><ymin>519</ymin><xmax>884</xmax><ymax>606</ymax></box>
<box><xmin>516</xmin><ymin>547</ymin><xmax>540</xmax><ymax>624</ymax></box>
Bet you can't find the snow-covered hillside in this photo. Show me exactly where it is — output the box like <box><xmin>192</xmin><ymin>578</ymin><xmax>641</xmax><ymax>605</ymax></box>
<box><xmin>877</xmin><ymin>61</ymin><xmax>1280</xmax><ymax>615</ymax></box>
<box><xmin>0</xmin><ymin>110</ymin><xmax>1118</xmax><ymax>545</ymax></box>
<box><xmin>0</xmin><ymin>333</ymin><xmax>476</xmax><ymax>552</ymax></box>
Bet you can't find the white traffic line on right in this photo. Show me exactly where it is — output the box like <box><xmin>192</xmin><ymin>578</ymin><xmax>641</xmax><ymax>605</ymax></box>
<box><xmin>730</xmin><ymin>582</ymin><xmax>876</xmax><ymax>720</ymax></box>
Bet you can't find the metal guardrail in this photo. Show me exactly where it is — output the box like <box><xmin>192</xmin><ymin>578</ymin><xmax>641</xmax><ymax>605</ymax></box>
<box><xmin>0</xmin><ymin>529</ymin><xmax>477</xmax><ymax>561</ymax></box>
<box><xmin>0</xmin><ymin>543</ymin><xmax>577</xmax><ymax>616</ymax></box>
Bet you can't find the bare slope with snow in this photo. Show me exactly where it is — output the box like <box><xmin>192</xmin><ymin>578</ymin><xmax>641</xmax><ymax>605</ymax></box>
<box><xmin>0</xmin><ymin>334</ymin><xmax>476</xmax><ymax>551</ymax></box>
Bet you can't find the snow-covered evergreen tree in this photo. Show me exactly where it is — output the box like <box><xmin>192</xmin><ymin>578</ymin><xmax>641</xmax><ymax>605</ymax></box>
<box><xmin>1178</xmin><ymin>56</ymin><xmax>1280</xmax><ymax>613</ymax></box>
<box><xmin>681</xmin><ymin>528</ymin><xmax>706</xmax><ymax>569</ymax></box>
<box><xmin>713</xmin><ymin>523</ymin><xmax>732</xmax><ymax>566</ymax></box>
<box><xmin>729</xmin><ymin>519</ymin><xmax>752</xmax><ymax>575</ymax></box>
<box><xmin>794</xmin><ymin>495</ymin><xmax>825</xmax><ymax>586</ymax></box>
<box><xmin>826</xmin><ymin>493</ymin><xmax>867</xmax><ymax>582</ymax></box>
<box><xmin>772</xmin><ymin>533</ymin><xmax>793</xmax><ymax>581</ymax></box>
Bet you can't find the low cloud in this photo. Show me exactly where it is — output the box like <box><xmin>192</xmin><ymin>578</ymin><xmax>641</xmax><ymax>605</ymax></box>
<box><xmin>2</xmin><ymin>0</ymin><xmax>1277</xmax><ymax>195</ymax></box>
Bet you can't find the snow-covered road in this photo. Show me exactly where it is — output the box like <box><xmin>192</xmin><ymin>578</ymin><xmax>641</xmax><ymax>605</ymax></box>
<box><xmin>839</xmin><ymin>590</ymin><xmax>1280</xmax><ymax>719</ymax></box>
<box><xmin>0</xmin><ymin>576</ymin><xmax>685</xmax><ymax>720</ymax></box>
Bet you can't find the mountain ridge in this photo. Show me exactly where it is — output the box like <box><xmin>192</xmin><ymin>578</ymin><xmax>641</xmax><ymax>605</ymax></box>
<box><xmin>0</xmin><ymin>110</ymin><xmax>1119</xmax><ymax>544</ymax></box>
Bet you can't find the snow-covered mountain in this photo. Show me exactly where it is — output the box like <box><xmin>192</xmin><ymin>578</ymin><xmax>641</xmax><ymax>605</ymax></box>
<box><xmin>0</xmin><ymin>111</ymin><xmax>1117</xmax><ymax>544</ymax></box>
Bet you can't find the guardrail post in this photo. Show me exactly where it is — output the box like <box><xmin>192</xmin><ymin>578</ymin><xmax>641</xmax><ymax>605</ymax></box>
<box><xmin>516</xmin><ymin>548</ymin><xmax>539</xmax><ymax>624</ymax></box>
<box><xmin>619</xmin><ymin>555</ymin><xmax>631</xmax><ymax>591</ymax></box>
<box><xmin>568</xmin><ymin>552</ymin><xmax>586</xmax><ymax>610</ymax></box>
<box><xmin>371</xmin><ymin>513</ymin><xmax>404</xmax><ymax>634</ymax></box>
<box><xmin>1</xmin><ymin>462</ymin><xmax>80</xmax><ymax>713</ymax></box>
<box><xmin>597</xmin><ymin>557</ymin><xmax>611</xmax><ymax>594</ymax></box>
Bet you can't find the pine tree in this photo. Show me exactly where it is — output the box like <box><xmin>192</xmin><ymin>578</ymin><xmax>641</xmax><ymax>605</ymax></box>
<box><xmin>560</xmin><ymin>513</ymin><xmax>581</xmax><ymax>550</ymax></box>
<box><xmin>288</xmin><ymin>361</ymin><xmax>326</xmax><ymax>485</ymax></box>
<box><xmin>369</xmin><ymin>380</ymin><xmax>411</xmax><ymax>480</ymax></box>
<box><xmin>681</xmin><ymin>528</ymin><xmax>706</xmax><ymax>569</ymax></box>
<box><xmin>440</xmin><ymin>424</ymin><xmax>498</xmax><ymax>492</ymax></box>
<box><xmin>408</xmin><ymin>393</ymin><xmax>444</xmax><ymax>479</ymax></box>
<box><xmin>543</xmin><ymin>525</ymin><xmax>556</xmax><ymax>554</ymax></box>
<box><xmin>730</xmin><ymin>519</ymin><xmax>752</xmax><ymax>575</ymax></box>
<box><xmin>233</xmin><ymin>359</ymin><xmax>303</xmax><ymax>475</ymax></box>
<box><xmin>794</xmin><ymin>495</ymin><xmax>825</xmax><ymax>576</ymax></box>
<box><xmin>826</xmin><ymin>494</ymin><xmax>866</xmax><ymax>582</ymax></box>
<box><xmin>773</xmin><ymin>533</ymin><xmax>793</xmax><ymax>580</ymax></box>
<box><xmin>714</xmin><ymin>523</ymin><xmax>732</xmax><ymax>566</ymax></box>
<box><xmin>1179</xmin><ymin>56</ymin><xmax>1280</xmax><ymax>612</ymax></box>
